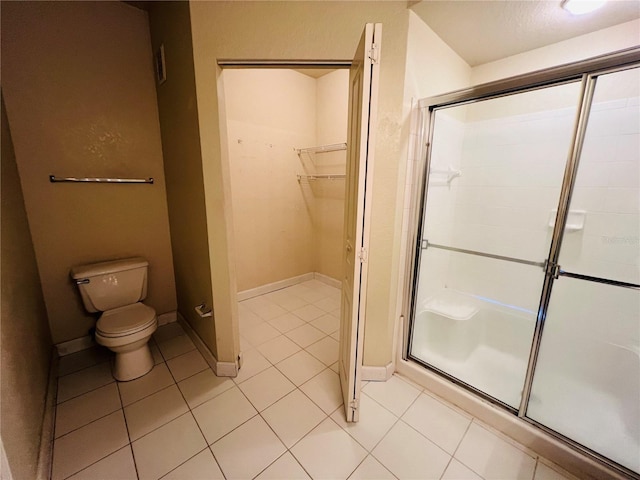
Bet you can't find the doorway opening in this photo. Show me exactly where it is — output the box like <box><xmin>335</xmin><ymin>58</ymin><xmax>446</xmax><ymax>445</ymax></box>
<box><xmin>219</xmin><ymin>65</ymin><xmax>350</xmax><ymax>397</ymax></box>
<box><xmin>218</xmin><ymin>24</ymin><xmax>381</xmax><ymax>424</ymax></box>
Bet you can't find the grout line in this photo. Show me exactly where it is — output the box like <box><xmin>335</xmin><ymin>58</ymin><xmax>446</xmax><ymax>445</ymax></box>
<box><xmin>222</xmin><ymin>308</ymin><xmax>340</xmax><ymax>477</ymax></box>
<box><xmin>208</xmin><ymin>444</ymin><xmax>229</xmax><ymax>480</ymax></box>
<box><xmin>60</xmin><ymin>444</ymin><xmax>133</xmax><ymax>480</ymax></box>
<box><xmin>470</xmin><ymin>416</ymin><xmax>538</xmax><ymax>458</ymax></box>
<box><xmin>156</xmin><ymin>447</ymin><xmax>208</xmax><ymax>480</ymax></box>
<box><xmin>118</xmin><ymin>364</ymin><xmax>175</xmax><ymax>407</ymax></box>
<box><xmin>358</xmin><ymin>385</ymin><xmax>410</xmax><ymax>420</ymax></box>
<box><xmin>54</xmin><ymin>407</ymin><xmax>123</xmax><ymax>441</ymax></box>
<box><xmin>451</xmin><ymin>416</ymin><xmax>473</xmax><ymax>458</ymax></box>
<box><xmin>57</xmin><ymin>411</ymin><xmax>130</xmax><ymax>480</ymax></box>
<box><xmin>132</xmin><ymin>368</ymin><xmax>193</xmax><ymax>430</ymax></box>
<box><xmin>116</xmin><ymin>381</ymin><xmax>141</xmax><ymax>480</ymax></box>
<box><xmin>438</xmin><ymin>456</ymin><xmax>454</xmax><ymax>480</ymax></box>
<box><xmin>168</xmin><ymin>357</ymin><xmax>228</xmax><ymax>478</ymax></box>
<box><xmin>532</xmin><ymin>459</ymin><xmax>540</xmax><ymax>480</ymax></box>
<box><xmin>55</xmin><ymin>378</ymin><xmax>117</xmax><ymax>406</ymax></box>
<box><xmin>126</xmin><ymin>444</ymin><xmax>140</xmax><ymax>480</ymax></box>
<box><xmin>450</xmin><ymin>421</ymin><xmax>488</xmax><ymax>480</ymax></box>
<box><xmin>57</xmin><ymin>356</ymin><xmax>111</xmax><ymax>379</ymax></box>
<box><xmin>57</xmin><ymin>288</ymin><xmax>352</xmax><ymax>480</ymax></box>
<box><xmin>56</xmin><ymin>377</ymin><xmax>116</xmax><ymax>405</ymax></box>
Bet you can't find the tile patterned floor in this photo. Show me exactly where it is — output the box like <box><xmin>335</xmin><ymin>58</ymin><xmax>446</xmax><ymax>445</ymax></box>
<box><xmin>52</xmin><ymin>279</ymin><xmax>576</xmax><ymax>480</ymax></box>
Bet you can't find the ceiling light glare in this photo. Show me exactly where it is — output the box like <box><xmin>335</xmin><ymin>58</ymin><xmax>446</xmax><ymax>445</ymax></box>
<box><xmin>561</xmin><ymin>0</ymin><xmax>607</xmax><ymax>15</ymax></box>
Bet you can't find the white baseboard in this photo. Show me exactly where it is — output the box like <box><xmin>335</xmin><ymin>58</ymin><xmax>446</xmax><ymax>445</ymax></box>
<box><xmin>313</xmin><ymin>272</ymin><xmax>341</xmax><ymax>289</ymax></box>
<box><xmin>177</xmin><ymin>313</ymin><xmax>238</xmax><ymax>377</ymax></box>
<box><xmin>55</xmin><ymin>335</ymin><xmax>95</xmax><ymax>356</ymax></box>
<box><xmin>157</xmin><ymin>311</ymin><xmax>177</xmax><ymax>326</ymax></box>
<box><xmin>237</xmin><ymin>272</ymin><xmax>314</xmax><ymax>301</ymax></box>
<box><xmin>37</xmin><ymin>349</ymin><xmax>58</xmax><ymax>480</ymax></box>
<box><xmin>238</xmin><ymin>272</ymin><xmax>342</xmax><ymax>302</ymax></box>
<box><xmin>361</xmin><ymin>362</ymin><xmax>394</xmax><ymax>381</ymax></box>
<box><xmin>215</xmin><ymin>362</ymin><xmax>238</xmax><ymax>377</ymax></box>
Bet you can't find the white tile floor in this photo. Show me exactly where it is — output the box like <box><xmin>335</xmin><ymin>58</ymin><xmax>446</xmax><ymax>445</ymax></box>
<box><xmin>52</xmin><ymin>279</ymin><xmax>577</xmax><ymax>480</ymax></box>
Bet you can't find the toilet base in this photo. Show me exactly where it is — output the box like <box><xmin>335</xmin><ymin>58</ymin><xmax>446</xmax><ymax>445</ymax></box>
<box><xmin>112</xmin><ymin>343</ymin><xmax>154</xmax><ymax>381</ymax></box>
<box><xmin>95</xmin><ymin>317</ymin><xmax>157</xmax><ymax>382</ymax></box>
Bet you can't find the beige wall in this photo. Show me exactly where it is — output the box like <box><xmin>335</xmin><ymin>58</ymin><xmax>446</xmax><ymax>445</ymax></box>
<box><xmin>1</xmin><ymin>1</ymin><xmax>177</xmax><ymax>345</ymax></box>
<box><xmin>1</xmin><ymin>94</ymin><xmax>53</xmax><ymax>480</ymax></box>
<box><xmin>188</xmin><ymin>1</ymin><xmax>410</xmax><ymax>367</ymax></box>
<box><xmin>147</xmin><ymin>1</ymin><xmax>223</xmax><ymax>359</ymax></box>
<box><xmin>314</xmin><ymin>70</ymin><xmax>349</xmax><ymax>281</ymax></box>
<box><xmin>392</xmin><ymin>11</ymin><xmax>473</xmax><ymax>365</ymax></box>
<box><xmin>471</xmin><ymin>19</ymin><xmax>640</xmax><ymax>85</ymax></box>
<box><xmin>223</xmin><ymin>69</ymin><xmax>317</xmax><ymax>291</ymax></box>
<box><xmin>224</xmin><ymin>68</ymin><xmax>348</xmax><ymax>291</ymax></box>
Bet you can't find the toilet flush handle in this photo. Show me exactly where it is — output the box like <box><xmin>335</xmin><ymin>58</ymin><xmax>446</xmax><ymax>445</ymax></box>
<box><xmin>75</xmin><ymin>278</ymin><xmax>90</xmax><ymax>285</ymax></box>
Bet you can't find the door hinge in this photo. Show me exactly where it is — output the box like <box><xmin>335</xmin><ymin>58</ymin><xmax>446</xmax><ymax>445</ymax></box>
<box><xmin>349</xmin><ymin>399</ymin><xmax>359</xmax><ymax>412</ymax></box>
<box><xmin>368</xmin><ymin>44</ymin><xmax>379</xmax><ymax>64</ymax></box>
<box><xmin>358</xmin><ymin>247</ymin><xmax>368</xmax><ymax>263</ymax></box>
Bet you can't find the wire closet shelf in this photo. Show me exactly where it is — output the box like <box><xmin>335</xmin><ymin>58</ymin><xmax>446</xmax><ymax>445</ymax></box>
<box><xmin>296</xmin><ymin>142</ymin><xmax>347</xmax><ymax>182</ymax></box>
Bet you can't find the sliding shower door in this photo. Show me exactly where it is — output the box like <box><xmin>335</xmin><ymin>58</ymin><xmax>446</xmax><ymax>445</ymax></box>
<box><xmin>410</xmin><ymin>82</ymin><xmax>583</xmax><ymax>409</ymax></box>
<box><xmin>408</xmin><ymin>54</ymin><xmax>640</xmax><ymax>477</ymax></box>
<box><xmin>527</xmin><ymin>66</ymin><xmax>640</xmax><ymax>475</ymax></box>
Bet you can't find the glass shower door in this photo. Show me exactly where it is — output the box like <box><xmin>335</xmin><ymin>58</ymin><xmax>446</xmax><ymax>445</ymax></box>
<box><xmin>410</xmin><ymin>82</ymin><xmax>583</xmax><ymax>409</ymax></box>
<box><xmin>527</xmin><ymin>66</ymin><xmax>640</xmax><ymax>475</ymax></box>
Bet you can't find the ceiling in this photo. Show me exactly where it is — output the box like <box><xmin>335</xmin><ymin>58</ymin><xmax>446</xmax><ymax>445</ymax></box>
<box><xmin>411</xmin><ymin>0</ymin><xmax>640</xmax><ymax>66</ymax></box>
<box><xmin>294</xmin><ymin>68</ymin><xmax>338</xmax><ymax>79</ymax></box>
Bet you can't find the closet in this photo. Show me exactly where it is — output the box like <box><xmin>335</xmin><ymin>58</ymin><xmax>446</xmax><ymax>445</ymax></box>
<box><xmin>222</xmin><ymin>68</ymin><xmax>349</xmax><ymax>294</ymax></box>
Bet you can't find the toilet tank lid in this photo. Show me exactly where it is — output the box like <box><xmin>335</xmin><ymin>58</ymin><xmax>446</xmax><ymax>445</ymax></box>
<box><xmin>70</xmin><ymin>257</ymin><xmax>148</xmax><ymax>279</ymax></box>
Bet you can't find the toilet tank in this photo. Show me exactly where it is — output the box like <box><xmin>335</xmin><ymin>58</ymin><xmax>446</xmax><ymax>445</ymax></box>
<box><xmin>71</xmin><ymin>257</ymin><xmax>149</xmax><ymax>312</ymax></box>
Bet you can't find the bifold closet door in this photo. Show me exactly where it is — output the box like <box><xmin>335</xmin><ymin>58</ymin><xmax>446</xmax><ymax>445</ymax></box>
<box><xmin>527</xmin><ymin>66</ymin><xmax>640</xmax><ymax>475</ymax></box>
<box><xmin>339</xmin><ymin>23</ymin><xmax>381</xmax><ymax>423</ymax></box>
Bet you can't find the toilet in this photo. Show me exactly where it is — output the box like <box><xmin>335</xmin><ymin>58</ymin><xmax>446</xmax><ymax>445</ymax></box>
<box><xmin>71</xmin><ymin>257</ymin><xmax>158</xmax><ymax>381</ymax></box>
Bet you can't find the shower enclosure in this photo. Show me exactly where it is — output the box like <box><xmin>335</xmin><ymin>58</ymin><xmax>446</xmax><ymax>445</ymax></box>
<box><xmin>405</xmin><ymin>50</ymin><xmax>640</xmax><ymax>477</ymax></box>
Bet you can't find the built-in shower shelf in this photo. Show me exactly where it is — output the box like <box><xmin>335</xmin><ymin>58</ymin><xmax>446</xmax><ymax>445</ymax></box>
<box><xmin>548</xmin><ymin>209</ymin><xmax>586</xmax><ymax>232</ymax></box>
<box><xmin>423</xmin><ymin>291</ymin><xmax>479</xmax><ymax>321</ymax></box>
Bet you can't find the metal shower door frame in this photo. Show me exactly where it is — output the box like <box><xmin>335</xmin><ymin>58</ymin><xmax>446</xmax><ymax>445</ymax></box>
<box><xmin>402</xmin><ymin>47</ymin><xmax>640</xmax><ymax>478</ymax></box>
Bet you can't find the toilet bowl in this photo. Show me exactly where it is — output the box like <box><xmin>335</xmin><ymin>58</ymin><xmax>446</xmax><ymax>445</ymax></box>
<box><xmin>95</xmin><ymin>303</ymin><xmax>157</xmax><ymax>381</ymax></box>
<box><xmin>71</xmin><ymin>257</ymin><xmax>158</xmax><ymax>381</ymax></box>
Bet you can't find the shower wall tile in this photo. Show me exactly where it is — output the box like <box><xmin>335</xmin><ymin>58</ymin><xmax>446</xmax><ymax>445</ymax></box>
<box><xmin>430</xmin><ymin>94</ymin><xmax>640</xmax><ymax>304</ymax></box>
<box><xmin>608</xmin><ymin>161</ymin><xmax>640</xmax><ymax>188</ymax></box>
<box><xmin>616</xmin><ymin>133</ymin><xmax>640</xmax><ymax>162</ymax></box>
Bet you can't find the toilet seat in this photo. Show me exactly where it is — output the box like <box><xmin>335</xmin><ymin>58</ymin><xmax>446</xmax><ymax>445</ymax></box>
<box><xmin>97</xmin><ymin>303</ymin><xmax>156</xmax><ymax>338</ymax></box>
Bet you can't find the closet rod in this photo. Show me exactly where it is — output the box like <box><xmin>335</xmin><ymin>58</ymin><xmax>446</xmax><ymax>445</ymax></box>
<box><xmin>49</xmin><ymin>175</ymin><xmax>154</xmax><ymax>184</ymax></box>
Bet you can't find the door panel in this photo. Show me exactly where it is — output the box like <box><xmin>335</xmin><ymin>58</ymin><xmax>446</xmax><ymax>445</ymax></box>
<box><xmin>527</xmin><ymin>279</ymin><xmax>639</xmax><ymax>473</ymax></box>
<box><xmin>339</xmin><ymin>23</ymin><xmax>380</xmax><ymax>423</ymax></box>
<box><xmin>527</xmin><ymin>66</ymin><xmax>640</xmax><ymax>475</ymax></box>
<box><xmin>410</xmin><ymin>81</ymin><xmax>583</xmax><ymax>409</ymax></box>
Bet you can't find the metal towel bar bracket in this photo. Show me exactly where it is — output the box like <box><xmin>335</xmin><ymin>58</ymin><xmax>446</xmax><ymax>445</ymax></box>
<box><xmin>49</xmin><ymin>175</ymin><xmax>154</xmax><ymax>184</ymax></box>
